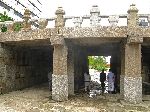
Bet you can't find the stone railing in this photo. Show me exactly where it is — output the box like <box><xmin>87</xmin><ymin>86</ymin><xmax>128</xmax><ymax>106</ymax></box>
<box><xmin>46</xmin><ymin>14</ymin><xmax>150</xmax><ymax>28</ymax></box>
<box><xmin>46</xmin><ymin>5</ymin><xmax>150</xmax><ymax>28</ymax></box>
<box><xmin>1</xmin><ymin>5</ymin><xmax>150</xmax><ymax>32</ymax></box>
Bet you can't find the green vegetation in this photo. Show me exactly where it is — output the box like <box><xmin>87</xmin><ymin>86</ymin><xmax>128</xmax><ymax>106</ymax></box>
<box><xmin>0</xmin><ymin>11</ymin><xmax>13</xmax><ymax>32</ymax></box>
<box><xmin>88</xmin><ymin>56</ymin><xmax>108</xmax><ymax>71</ymax></box>
<box><xmin>14</xmin><ymin>23</ymin><xmax>22</xmax><ymax>31</ymax></box>
<box><xmin>0</xmin><ymin>11</ymin><xmax>22</xmax><ymax>32</ymax></box>
<box><xmin>0</xmin><ymin>11</ymin><xmax>13</xmax><ymax>22</ymax></box>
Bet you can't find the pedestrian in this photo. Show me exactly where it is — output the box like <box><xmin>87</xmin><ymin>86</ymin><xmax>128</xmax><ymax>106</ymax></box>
<box><xmin>107</xmin><ymin>69</ymin><xmax>115</xmax><ymax>94</ymax></box>
<box><xmin>84</xmin><ymin>72</ymin><xmax>91</xmax><ymax>92</ymax></box>
<box><xmin>100</xmin><ymin>69</ymin><xmax>106</xmax><ymax>95</ymax></box>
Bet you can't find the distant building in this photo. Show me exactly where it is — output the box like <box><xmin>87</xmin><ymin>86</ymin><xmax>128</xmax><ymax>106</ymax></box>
<box><xmin>0</xmin><ymin>0</ymin><xmax>42</xmax><ymax>20</ymax></box>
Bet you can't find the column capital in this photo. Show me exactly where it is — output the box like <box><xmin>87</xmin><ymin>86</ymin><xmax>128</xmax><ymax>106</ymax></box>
<box><xmin>55</xmin><ymin>7</ymin><xmax>65</xmax><ymax>15</ymax></box>
<box><xmin>50</xmin><ymin>35</ymin><xmax>65</xmax><ymax>46</ymax></box>
<box><xmin>127</xmin><ymin>4</ymin><xmax>139</xmax><ymax>27</ymax></box>
<box><xmin>127</xmin><ymin>4</ymin><xmax>138</xmax><ymax>13</ymax></box>
<box><xmin>127</xmin><ymin>27</ymin><xmax>143</xmax><ymax>44</ymax></box>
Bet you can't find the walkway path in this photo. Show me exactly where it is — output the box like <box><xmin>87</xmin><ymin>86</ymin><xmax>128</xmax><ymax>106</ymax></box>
<box><xmin>0</xmin><ymin>84</ymin><xmax>150</xmax><ymax>112</ymax></box>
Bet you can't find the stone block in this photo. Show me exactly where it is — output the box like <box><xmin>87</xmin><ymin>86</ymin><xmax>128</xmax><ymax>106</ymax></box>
<box><xmin>52</xmin><ymin>74</ymin><xmax>68</xmax><ymax>101</ymax></box>
<box><xmin>127</xmin><ymin>36</ymin><xmax>143</xmax><ymax>44</ymax></box>
<box><xmin>124</xmin><ymin>76</ymin><xmax>142</xmax><ymax>104</ymax></box>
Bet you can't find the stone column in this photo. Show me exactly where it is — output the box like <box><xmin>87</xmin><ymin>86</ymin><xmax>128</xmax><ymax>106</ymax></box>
<box><xmin>108</xmin><ymin>15</ymin><xmax>119</xmax><ymax>26</ymax></box>
<box><xmin>52</xmin><ymin>44</ymin><xmax>68</xmax><ymax>101</ymax></box>
<box><xmin>121</xmin><ymin>4</ymin><xmax>143</xmax><ymax>104</ymax></box>
<box><xmin>73</xmin><ymin>17</ymin><xmax>82</xmax><ymax>28</ymax></box>
<box><xmin>67</xmin><ymin>47</ymin><xmax>74</xmax><ymax>95</ymax></box>
<box><xmin>52</xmin><ymin>7</ymin><xmax>68</xmax><ymax>101</ymax></box>
<box><xmin>123</xmin><ymin>43</ymin><xmax>142</xmax><ymax>104</ymax></box>
<box><xmin>90</xmin><ymin>5</ymin><xmax>101</xmax><ymax>26</ymax></box>
<box><xmin>22</xmin><ymin>9</ymin><xmax>31</xmax><ymax>31</ymax></box>
<box><xmin>55</xmin><ymin>7</ymin><xmax>65</xmax><ymax>34</ymax></box>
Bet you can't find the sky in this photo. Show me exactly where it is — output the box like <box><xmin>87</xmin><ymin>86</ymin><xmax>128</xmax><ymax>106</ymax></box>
<box><xmin>41</xmin><ymin>0</ymin><xmax>150</xmax><ymax>18</ymax></box>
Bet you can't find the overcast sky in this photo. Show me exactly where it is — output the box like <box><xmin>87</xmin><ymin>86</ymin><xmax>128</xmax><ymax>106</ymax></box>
<box><xmin>41</xmin><ymin>0</ymin><xmax>150</xmax><ymax>18</ymax></box>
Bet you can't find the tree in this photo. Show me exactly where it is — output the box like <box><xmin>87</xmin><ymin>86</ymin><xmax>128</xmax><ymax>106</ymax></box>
<box><xmin>0</xmin><ymin>11</ymin><xmax>13</xmax><ymax>22</ymax></box>
<box><xmin>0</xmin><ymin>11</ymin><xmax>22</xmax><ymax>32</ymax></box>
<box><xmin>88</xmin><ymin>56</ymin><xmax>108</xmax><ymax>71</ymax></box>
<box><xmin>0</xmin><ymin>11</ymin><xmax>13</xmax><ymax>32</ymax></box>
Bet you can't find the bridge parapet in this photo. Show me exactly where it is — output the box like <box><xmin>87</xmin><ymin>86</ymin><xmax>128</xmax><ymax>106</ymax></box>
<box><xmin>1</xmin><ymin>4</ymin><xmax>150</xmax><ymax>33</ymax></box>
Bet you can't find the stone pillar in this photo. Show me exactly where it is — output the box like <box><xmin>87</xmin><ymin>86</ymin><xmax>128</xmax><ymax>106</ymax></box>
<box><xmin>52</xmin><ymin>44</ymin><xmax>68</xmax><ymax>101</ymax></box>
<box><xmin>22</xmin><ymin>9</ymin><xmax>31</xmax><ymax>31</ymax></box>
<box><xmin>73</xmin><ymin>17</ymin><xmax>82</xmax><ymax>28</ymax></box>
<box><xmin>123</xmin><ymin>44</ymin><xmax>142</xmax><ymax>104</ymax></box>
<box><xmin>67</xmin><ymin>47</ymin><xmax>74</xmax><ymax>95</ymax></box>
<box><xmin>121</xmin><ymin>4</ymin><xmax>143</xmax><ymax>104</ymax></box>
<box><xmin>38</xmin><ymin>18</ymin><xmax>48</xmax><ymax>29</ymax></box>
<box><xmin>90</xmin><ymin>5</ymin><xmax>101</xmax><ymax>26</ymax></box>
<box><xmin>51</xmin><ymin>7</ymin><xmax>68</xmax><ymax>101</ymax></box>
<box><xmin>108</xmin><ymin>15</ymin><xmax>119</xmax><ymax>26</ymax></box>
<box><xmin>55</xmin><ymin>7</ymin><xmax>65</xmax><ymax>34</ymax></box>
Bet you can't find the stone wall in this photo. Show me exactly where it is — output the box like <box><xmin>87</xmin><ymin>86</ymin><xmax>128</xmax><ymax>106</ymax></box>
<box><xmin>0</xmin><ymin>44</ymin><xmax>53</xmax><ymax>94</ymax></box>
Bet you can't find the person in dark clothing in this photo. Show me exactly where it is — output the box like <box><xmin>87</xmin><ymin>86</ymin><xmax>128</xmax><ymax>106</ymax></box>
<box><xmin>100</xmin><ymin>69</ymin><xmax>106</xmax><ymax>94</ymax></box>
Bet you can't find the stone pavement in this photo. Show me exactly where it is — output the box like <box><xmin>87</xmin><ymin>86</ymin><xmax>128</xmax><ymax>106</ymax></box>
<box><xmin>0</xmin><ymin>83</ymin><xmax>150</xmax><ymax>112</ymax></box>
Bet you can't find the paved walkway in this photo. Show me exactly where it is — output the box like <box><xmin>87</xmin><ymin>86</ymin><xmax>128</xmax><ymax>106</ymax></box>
<box><xmin>0</xmin><ymin>84</ymin><xmax>150</xmax><ymax>112</ymax></box>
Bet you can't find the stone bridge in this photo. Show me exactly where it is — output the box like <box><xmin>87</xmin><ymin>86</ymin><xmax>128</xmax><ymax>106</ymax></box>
<box><xmin>0</xmin><ymin>4</ymin><xmax>150</xmax><ymax>104</ymax></box>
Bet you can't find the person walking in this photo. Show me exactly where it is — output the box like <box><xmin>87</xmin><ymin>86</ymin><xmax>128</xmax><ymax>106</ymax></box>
<box><xmin>107</xmin><ymin>69</ymin><xmax>115</xmax><ymax>94</ymax></box>
<box><xmin>100</xmin><ymin>69</ymin><xmax>106</xmax><ymax>95</ymax></box>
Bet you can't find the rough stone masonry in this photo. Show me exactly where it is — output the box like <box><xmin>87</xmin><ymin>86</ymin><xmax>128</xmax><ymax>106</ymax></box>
<box><xmin>1</xmin><ymin>4</ymin><xmax>150</xmax><ymax>104</ymax></box>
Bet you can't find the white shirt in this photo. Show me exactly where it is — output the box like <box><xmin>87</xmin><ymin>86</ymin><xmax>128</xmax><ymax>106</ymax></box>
<box><xmin>107</xmin><ymin>72</ymin><xmax>115</xmax><ymax>82</ymax></box>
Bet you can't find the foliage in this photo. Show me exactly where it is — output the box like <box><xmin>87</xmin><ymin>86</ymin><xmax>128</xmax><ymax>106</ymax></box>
<box><xmin>14</xmin><ymin>23</ymin><xmax>22</xmax><ymax>31</ymax></box>
<box><xmin>0</xmin><ymin>11</ymin><xmax>22</xmax><ymax>32</ymax></box>
<box><xmin>0</xmin><ymin>11</ymin><xmax>13</xmax><ymax>22</ymax></box>
<box><xmin>0</xmin><ymin>11</ymin><xmax>13</xmax><ymax>32</ymax></box>
<box><xmin>88</xmin><ymin>56</ymin><xmax>108</xmax><ymax>71</ymax></box>
<box><xmin>1</xmin><ymin>25</ymin><xmax>7</xmax><ymax>32</ymax></box>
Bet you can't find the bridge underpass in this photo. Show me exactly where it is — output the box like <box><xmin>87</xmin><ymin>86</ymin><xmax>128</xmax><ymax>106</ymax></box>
<box><xmin>1</xmin><ymin>37</ymin><xmax>150</xmax><ymax>97</ymax></box>
<box><xmin>65</xmin><ymin>37</ymin><xmax>122</xmax><ymax>94</ymax></box>
<box><xmin>0</xmin><ymin>39</ymin><xmax>53</xmax><ymax>93</ymax></box>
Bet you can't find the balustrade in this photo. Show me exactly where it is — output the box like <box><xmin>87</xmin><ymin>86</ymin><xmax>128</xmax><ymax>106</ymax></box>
<box><xmin>1</xmin><ymin>5</ymin><xmax>150</xmax><ymax>33</ymax></box>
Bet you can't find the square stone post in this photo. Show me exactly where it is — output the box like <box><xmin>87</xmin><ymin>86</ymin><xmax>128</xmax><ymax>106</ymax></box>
<box><xmin>51</xmin><ymin>6</ymin><xmax>69</xmax><ymax>101</ymax></box>
<box><xmin>52</xmin><ymin>43</ymin><xmax>68</xmax><ymax>101</ymax></box>
<box><xmin>123</xmin><ymin>43</ymin><xmax>142</xmax><ymax>104</ymax></box>
<box><xmin>120</xmin><ymin>4</ymin><xmax>143</xmax><ymax>104</ymax></box>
